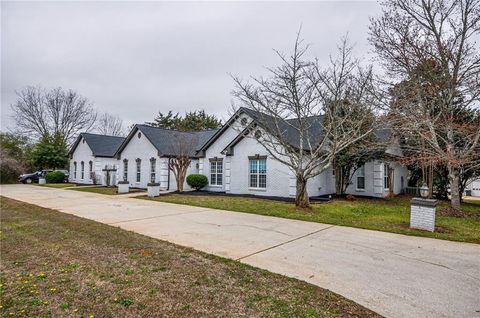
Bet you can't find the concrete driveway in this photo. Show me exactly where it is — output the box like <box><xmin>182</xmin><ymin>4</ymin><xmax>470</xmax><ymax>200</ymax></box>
<box><xmin>1</xmin><ymin>184</ymin><xmax>479</xmax><ymax>318</ymax></box>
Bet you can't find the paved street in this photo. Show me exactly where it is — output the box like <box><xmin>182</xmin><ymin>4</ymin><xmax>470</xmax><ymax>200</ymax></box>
<box><xmin>1</xmin><ymin>184</ymin><xmax>479</xmax><ymax>318</ymax></box>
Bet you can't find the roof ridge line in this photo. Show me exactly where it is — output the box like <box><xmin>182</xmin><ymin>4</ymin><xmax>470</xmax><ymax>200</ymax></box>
<box><xmin>80</xmin><ymin>132</ymin><xmax>125</xmax><ymax>139</ymax></box>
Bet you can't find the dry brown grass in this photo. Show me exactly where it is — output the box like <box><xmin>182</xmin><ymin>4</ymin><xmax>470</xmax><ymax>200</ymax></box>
<box><xmin>0</xmin><ymin>196</ymin><xmax>380</xmax><ymax>318</ymax></box>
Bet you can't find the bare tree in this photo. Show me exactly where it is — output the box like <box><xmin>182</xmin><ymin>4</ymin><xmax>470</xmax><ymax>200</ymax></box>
<box><xmin>0</xmin><ymin>148</ymin><xmax>28</xmax><ymax>183</ymax></box>
<box><xmin>369</xmin><ymin>0</ymin><xmax>480</xmax><ymax>210</ymax></box>
<box><xmin>11</xmin><ymin>86</ymin><xmax>97</xmax><ymax>144</ymax></box>
<box><xmin>232</xmin><ymin>35</ymin><xmax>379</xmax><ymax>208</ymax></box>
<box><xmin>96</xmin><ymin>112</ymin><xmax>127</xmax><ymax>136</ymax></box>
<box><xmin>167</xmin><ymin>132</ymin><xmax>198</xmax><ymax>192</ymax></box>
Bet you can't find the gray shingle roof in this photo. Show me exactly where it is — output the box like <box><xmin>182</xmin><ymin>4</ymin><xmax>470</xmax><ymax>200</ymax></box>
<box><xmin>70</xmin><ymin>133</ymin><xmax>126</xmax><ymax>157</ymax></box>
<box><xmin>240</xmin><ymin>107</ymin><xmax>325</xmax><ymax>150</ymax></box>
<box><xmin>202</xmin><ymin>107</ymin><xmax>393</xmax><ymax>154</ymax></box>
<box><xmin>133</xmin><ymin>125</ymin><xmax>219</xmax><ymax>157</ymax></box>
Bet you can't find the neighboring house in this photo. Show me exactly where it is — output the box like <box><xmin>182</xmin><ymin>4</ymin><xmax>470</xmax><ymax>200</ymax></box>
<box><xmin>197</xmin><ymin>107</ymin><xmax>408</xmax><ymax>198</ymax></box>
<box><xmin>465</xmin><ymin>178</ymin><xmax>480</xmax><ymax>197</ymax></box>
<box><xmin>114</xmin><ymin>124</ymin><xmax>217</xmax><ymax>189</ymax></box>
<box><xmin>69</xmin><ymin>108</ymin><xmax>408</xmax><ymax>198</ymax></box>
<box><xmin>69</xmin><ymin>133</ymin><xmax>125</xmax><ymax>185</ymax></box>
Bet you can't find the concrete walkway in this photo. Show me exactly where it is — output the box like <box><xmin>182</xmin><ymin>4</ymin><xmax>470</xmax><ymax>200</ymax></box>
<box><xmin>1</xmin><ymin>184</ymin><xmax>479</xmax><ymax>318</ymax></box>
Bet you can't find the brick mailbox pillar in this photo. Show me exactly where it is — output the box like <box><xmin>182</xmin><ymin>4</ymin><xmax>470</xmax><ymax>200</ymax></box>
<box><xmin>410</xmin><ymin>198</ymin><xmax>438</xmax><ymax>232</ymax></box>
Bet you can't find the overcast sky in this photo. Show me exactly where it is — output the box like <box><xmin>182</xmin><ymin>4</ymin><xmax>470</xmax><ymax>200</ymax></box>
<box><xmin>1</xmin><ymin>1</ymin><xmax>380</xmax><ymax>132</ymax></box>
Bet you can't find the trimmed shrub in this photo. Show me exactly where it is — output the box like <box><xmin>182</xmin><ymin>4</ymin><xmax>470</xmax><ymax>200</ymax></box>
<box><xmin>186</xmin><ymin>174</ymin><xmax>208</xmax><ymax>191</ymax></box>
<box><xmin>46</xmin><ymin>171</ymin><xmax>65</xmax><ymax>183</ymax></box>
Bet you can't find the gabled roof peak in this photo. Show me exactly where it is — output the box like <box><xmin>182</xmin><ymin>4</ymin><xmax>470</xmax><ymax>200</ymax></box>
<box><xmin>70</xmin><ymin>133</ymin><xmax>126</xmax><ymax>158</ymax></box>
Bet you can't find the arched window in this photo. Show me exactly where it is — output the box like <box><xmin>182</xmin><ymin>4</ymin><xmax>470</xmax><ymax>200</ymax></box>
<box><xmin>89</xmin><ymin>161</ymin><xmax>93</xmax><ymax>179</ymax></box>
<box><xmin>123</xmin><ymin>159</ymin><xmax>129</xmax><ymax>181</ymax></box>
<box><xmin>384</xmin><ymin>163</ymin><xmax>390</xmax><ymax>189</ymax></box>
<box><xmin>81</xmin><ymin>161</ymin><xmax>85</xmax><ymax>179</ymax></box>
<box><xmin>73</xmin><ymin>162</ymin><xmax>77</xmax><ymax>179</ymax></box>
<box><xmin>150</xmin><ymin>157</ymin><xmax>156</xmax><ymax>183</ymax></box>
<box><xmin>136</xmin><ymin>158</ymin><xmax>141</xmax><ymax>182</ymax></box>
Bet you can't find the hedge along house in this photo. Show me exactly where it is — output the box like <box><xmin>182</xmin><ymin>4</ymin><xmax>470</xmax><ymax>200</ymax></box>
<box><xmin>196</xmin><ymin>107</ymin><xmax>408</xmax><ymax>199</ymax></box>
<box><xmin>114</xmin><ymin>124</ymin><xmax>218</xmax><ymax>190</ymax></box>
<box><xmin>69</xmin><ymin>133</ymin><xmax>125</xmax><ymax>185</ymax></box>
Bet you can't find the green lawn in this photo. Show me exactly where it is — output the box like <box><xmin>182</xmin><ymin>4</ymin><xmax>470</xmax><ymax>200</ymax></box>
<box><xmin>68</xmin><ymin>186</ymin><xmax>145</xmax><ymax>195</ymax></box>
<box><xmin>0</xmin><ymin>197</ymin><xmax>379</xmax><ymax>318</ymax></box>
<box><xmin>68</xmin><ymin>186</ymin><xmax>119</xmax><ymax>195</ymax></box>
<box><xmin>36</xmin><ymin>183</ymin><xmax>75</xmax><ymax>189</ymax></box>
<box><xmin>143</xmin><ymin>194</ymin><xmax>480</xmax><ymax>244</ymax></box>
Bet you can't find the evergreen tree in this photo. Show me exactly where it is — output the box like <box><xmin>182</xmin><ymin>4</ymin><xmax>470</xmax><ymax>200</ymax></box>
<box><xmin>146</xmin><ymin>110</ymin><xmax>221</xmax><ymax>131</ymax></box>
<box><xmin>30</xmin><ymin>133</ymin><xmax>69</xmax><ymax>170</ymax></box>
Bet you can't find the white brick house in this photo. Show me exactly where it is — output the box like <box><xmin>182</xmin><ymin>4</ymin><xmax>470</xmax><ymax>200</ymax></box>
<box><xmin>197</xmin><ymin>107</ymin><xmax>408</xmax><ymax>198</ymax></box>
<box><xmin>70</xmin><ymin>108</ymin><xmax>408</xmax><ymax>198</ymax></box>
<box><xmin>113</xmin><ymin>125</ymin><xmax>217</xmax><ymax>190</ymax></box>
<box><xmin>69</xmin><ymin>133</ymin><xmax>125</xmax><ymax>185</ymax></box>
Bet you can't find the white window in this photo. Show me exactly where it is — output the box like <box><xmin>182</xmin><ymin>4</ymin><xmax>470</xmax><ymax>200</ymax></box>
<box><xmin>73</xmin><ymin>162</ymin><xmax>77</xmax><ymax>179</ymax></box>
<box><xmin>81</xmin><ymin>161</ymin><xmax>85</xmax><ymax>179</ymax></box>
<box><xmin>357</xmin><ymin>165</ymin><xmax>365</xmax><ymax>190</ymax></box>
<box><xmin>384</xmin><ymin>163</ymin><xmax>390</xmax><ymax>189</ymax></box>
<box><xmin>150</xmin><ymin>158</ymin><xmax>156</xmax><ymax>183</ymax></box>
<box><xmin>123</xmin><ymin>159</ymin><xmax>128</xmax><ymax>181</ymax></box>
<box><xmin>136</xmin><ymin>159</ymin><xmax>141</xmax><ymax>183</ymax></box>
<box><xmin>249</xmin><ymin>157</ymin><xmax>267</xmax><ymax>189</ymax></box>
<box><xmin>210</xmin><ymin>160</ymin><xmax>223</xmax><ymax>186</ymax></box>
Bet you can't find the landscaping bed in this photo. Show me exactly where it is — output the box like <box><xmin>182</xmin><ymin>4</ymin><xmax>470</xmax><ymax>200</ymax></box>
<box><xmin>143</xmin><ymin>193</ymin><xmax>480</xmax><ymax>244</ymax></box>
<box><xmin>0</xmin><ymin>197</ymin><xmax>379</xmax><ymax>317</ymax></box>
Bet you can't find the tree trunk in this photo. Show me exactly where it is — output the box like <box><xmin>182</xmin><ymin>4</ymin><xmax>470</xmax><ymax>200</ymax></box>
<box><xmin>295</xmin><ymin>176</ymin><xmax>310</xmax><ymax>208</ymax></box>
<box><xmin>448</xmin><ymin>166</ymin><xmax>461</xmax><ymax>210</ymax></box>
<box><xmin>335</xmin><ymin>165</ymin><xmax>343</xmax><ymax>195</ymax></box>
<box><xmin>176</xmin><ymin>174</ymin><xmax>184</xmax><ymax>192</ymax></box>
<box><xmin>388</xmin><ymin>167</ymin><xmax>394</xmax><ymax>197</ymax></box>
<box><xmin>169</xmin><ymin>156</ymin><xmax>190</xmax><ymax>193</ymax></box>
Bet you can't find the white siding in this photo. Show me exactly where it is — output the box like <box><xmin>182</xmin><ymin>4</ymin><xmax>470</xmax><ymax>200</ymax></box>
<box><xmin>467</xmin><ymin>179</ymin><xmax>480</xmax><ymax>197</ymax></box>
<box><xmin>119</xmin><ymin>132</ymin><xmax>159</xmax><ymax>189</ymax></box>
<box><xmin>95</xmin><ymin>157</ymin><xmax>120</xmax><ymax>186</ymax></box>
<box><xmin>70</xmin><ymin>138</ymin><xmax>95</xmax><ymax>184</ymax></box>
<box><xmin>69</xmin><ymin>137</ymin><xmax>120</xmax><ymax>185</ymax></box>
<box><xmin>119</xmin><ymin>131</ymin><xmax>198</xmax><ymax>190</ymax></box>
<box><xmin>345</xmin><ymin>160</ymin><xmax>408</xmax><ymax>198</ymax></box>
<box><xmin>202</xmin><ymin>114</ymin><xmax>251</xmax><ymax>192</ymax></box>
<box><xmin>227</xmin><ymin>137</ymin><xmax>295</xmax><ymax>197</ymax></box>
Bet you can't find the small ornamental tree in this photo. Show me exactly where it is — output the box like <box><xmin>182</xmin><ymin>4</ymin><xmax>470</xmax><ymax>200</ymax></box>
<box><xmin>168</xmin><ymin>132</ymin><xmax>198</xmax><ymax>192</ymax></box>
<box><xmin>186</xmin><ymin>174</ymin><xmax>208</xmax><ymax>190</ymax></box>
